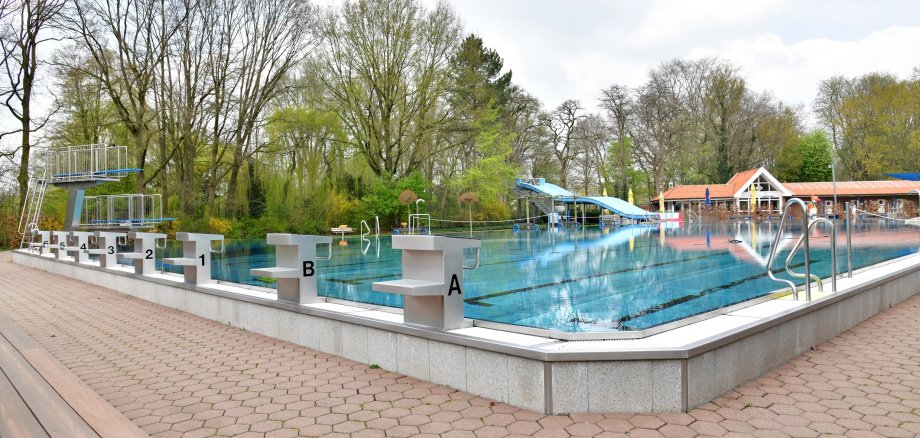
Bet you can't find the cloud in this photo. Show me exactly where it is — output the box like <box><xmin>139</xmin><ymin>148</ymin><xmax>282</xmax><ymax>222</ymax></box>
<box><xmin>627</xmin><ymin>0</ymin><xmax>792</xmax><ymax>49</ymax></box>
<box><xmin>689</xmin><ymin>26</ymin><xmax>920</xmax><ymax>123</ymax></box>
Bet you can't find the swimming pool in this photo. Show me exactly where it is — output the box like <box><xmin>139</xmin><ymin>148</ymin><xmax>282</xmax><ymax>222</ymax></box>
<box><xmin>158</xmin><ymin>221</ymin><xmax>920</xmax><ymax>334</ymax></box>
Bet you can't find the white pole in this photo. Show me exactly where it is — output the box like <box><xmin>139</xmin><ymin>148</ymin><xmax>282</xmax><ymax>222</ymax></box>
<box><xmin>831</xmin><ymin>163</ymin><xmax>838</xmax><ymax>216</ymax></box>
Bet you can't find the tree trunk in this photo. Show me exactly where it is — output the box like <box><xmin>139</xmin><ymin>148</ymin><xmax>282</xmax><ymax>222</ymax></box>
<box><xmin>225</xmin><ymin>143</ymin><xmax>243</xmax><ymax>217</ymax></box>
<box><xmin>133</xmin><ymin>124</ymin><xmax>148</xmax><ymax>193</ymax></box>
<box><xmin>16</xmin><ymin>122</ymin><xmax>31</xmax><ymax>212</ymax></box>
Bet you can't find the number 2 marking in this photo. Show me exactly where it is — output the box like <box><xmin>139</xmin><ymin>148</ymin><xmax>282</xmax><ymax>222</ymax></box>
<box><xmin>145</xmin><ymin>249</ymin><xmax>153</xmax><ymax>260</ymax></box>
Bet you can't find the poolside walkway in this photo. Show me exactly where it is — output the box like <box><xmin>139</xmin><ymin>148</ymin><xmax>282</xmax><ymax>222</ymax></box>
<box><xmin>1</xmin><ymin>251</ymin><xmax>920</xmax><ymax>437</ymax></box>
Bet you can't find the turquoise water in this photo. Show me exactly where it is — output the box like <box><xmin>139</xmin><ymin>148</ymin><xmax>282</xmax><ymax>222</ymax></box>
<box><xmin>154</xmin><ymin>221</ymin><xmax>920</xmax><ymax>333</ymax></box>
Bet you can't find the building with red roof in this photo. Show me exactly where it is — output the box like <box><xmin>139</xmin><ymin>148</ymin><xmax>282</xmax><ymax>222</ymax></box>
<box><xmin>654</xmin><ymin>167</ymin><xmax>920</xmax><ymax>216</ymax></box>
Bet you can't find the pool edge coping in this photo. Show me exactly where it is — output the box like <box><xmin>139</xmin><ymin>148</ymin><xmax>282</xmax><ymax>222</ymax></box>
<box><xmin>11</xmin><ymin>249</ymin><xmax>920</xmax><ymax>363</ymax></box>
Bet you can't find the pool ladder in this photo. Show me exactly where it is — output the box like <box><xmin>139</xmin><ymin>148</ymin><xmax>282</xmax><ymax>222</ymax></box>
<box><xmin>766</xmin><ymin>198</ymin><xmax>851</xmax><ymax>300</ymax></box>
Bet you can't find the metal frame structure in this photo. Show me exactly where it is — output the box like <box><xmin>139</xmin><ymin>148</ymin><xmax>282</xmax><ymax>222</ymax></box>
<box><xmin>80</xmin><ymin>194</ymin><xmax>168</xmax><ymax>228</ymax></box>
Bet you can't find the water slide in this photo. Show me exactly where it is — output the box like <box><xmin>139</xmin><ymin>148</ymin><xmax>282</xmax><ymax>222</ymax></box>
<box><xmin>515</xmin><ymin>178</ymin><xmax>662</xmax><ymax>221</ymax></box>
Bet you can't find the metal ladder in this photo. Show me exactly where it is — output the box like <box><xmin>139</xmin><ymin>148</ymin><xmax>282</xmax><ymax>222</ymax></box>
<box><xmin>17</xmin><ymin>169</ymin><xmax>48</xmax><ymax>249</ymax></box>
<box><xmin>766</xmin><ymin>198</ymin><xmax>840</xmax><ymax>300</ymax></box>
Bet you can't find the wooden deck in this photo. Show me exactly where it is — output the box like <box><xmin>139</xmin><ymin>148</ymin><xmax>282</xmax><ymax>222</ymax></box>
<box><xmin>0</xmin><ymin>310</ymin><xmax>145</xmax><ymax>438</ymax></box>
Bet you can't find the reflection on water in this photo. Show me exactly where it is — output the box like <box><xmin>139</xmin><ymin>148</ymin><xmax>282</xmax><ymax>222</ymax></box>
<box><xmin>145</xmin><ymin>220</ymin><xmax>920</xmax><ymax>333</ymax></box>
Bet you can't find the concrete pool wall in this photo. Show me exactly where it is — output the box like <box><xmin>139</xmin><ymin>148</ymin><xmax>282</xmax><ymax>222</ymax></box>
<box><xmin>12</xmin><ymin>249</ymin><xmax>920</xmax><ymax>413</ymax></box>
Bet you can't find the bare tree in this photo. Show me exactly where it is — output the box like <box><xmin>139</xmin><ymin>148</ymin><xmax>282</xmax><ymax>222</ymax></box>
<box><xmin>540</xmin><ymin>99</ymin><xmax>585</xmax><ymax>188</ymax></box>
<box><xmin>0</xmin><ymin>0</ymin><xmax>65</xmax><ymax>209</ymax></box>
<box><xmin>155</xmin><ymin>0</ymin><xmax>218</xmax><ymax>214</ymax></box>
<box><xmin>320</xmin><ymin>0</ymin><xmax>462</xmax><ymax>179</ymax></box>
<box><xmin>572</xmin><ymin>113</ymin><xmax>608</xmax><ymax>196</ymax></box>
<box><xmin>600</xmin><ymin>84</ymin><xmax>633</xmax><ymax>199</ymax></box>
<box><xmin>222</xmin><ymin>0</ymin><xmax>318</xmax><ymax>217</ymax></box>
<box><xmin>203</xmin><ymin>0</ymin><xmax>240</xmax><ymax>211</ymax></box>
<box><xmin>61</xmin><ymin>0</ymin><xmax>189</xmax><ymax>192</ymax></box>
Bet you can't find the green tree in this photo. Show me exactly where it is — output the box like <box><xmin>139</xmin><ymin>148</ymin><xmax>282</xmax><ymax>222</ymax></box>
<box><xmin>320</xmin><ymin>0</ymin><xmax>461</xmax><ymax>178</ymax></box>
<box><xmin>796</xmin><ymin>131</ymin><xmax>833</xmax><ymax>182</ymax></box>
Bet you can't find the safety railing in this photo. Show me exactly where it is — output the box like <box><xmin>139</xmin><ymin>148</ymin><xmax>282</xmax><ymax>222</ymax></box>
<box><xmin>80</xmin><ymin>194</ymin><xmax>170</xmax><ymax>228</ymax></box>
<box><xmin>41</xmin><ymin>144</ymin><xmax>138</xmax><ymax>183</ymax></box>
<box><xmin>766</xmin><ymin>198</ymin><xmax>840</xmax><ymax>301</ymax></box>
<box><xmin>408</xmin><ymin>213</ymin><xmax>430</xmax><ymax>234</ymax></box>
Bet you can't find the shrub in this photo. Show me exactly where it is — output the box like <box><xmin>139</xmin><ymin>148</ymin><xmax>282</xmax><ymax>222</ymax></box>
<box><xmin>208</xmin><ymin>217</ymin><xmax>233</xmax><ymax>235</ymax></box>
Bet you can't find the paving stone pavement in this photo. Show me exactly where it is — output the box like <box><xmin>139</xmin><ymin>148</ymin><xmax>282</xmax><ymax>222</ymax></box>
<box><xmin>2</xmin><ymin>252</ymin><xmax>920</xmax><ymax>437</ymax></box>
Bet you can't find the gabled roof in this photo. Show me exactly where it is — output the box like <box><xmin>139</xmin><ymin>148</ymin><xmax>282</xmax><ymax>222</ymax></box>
<box><xmin>655</xmin><ymin>167</ymin><xmax>787</xmax><ymax>201</ymax></box>
<box><xmin>655</xmin><ymin>166</ymin><xmax>920</xmax><ymax>202</ymax></box>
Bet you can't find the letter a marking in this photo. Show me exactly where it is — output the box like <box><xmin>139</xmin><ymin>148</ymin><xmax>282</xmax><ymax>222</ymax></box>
<box><xmin>448</xmin><ymin>274</ymin><xmax>462</xmax><ymax>296</ymax></box>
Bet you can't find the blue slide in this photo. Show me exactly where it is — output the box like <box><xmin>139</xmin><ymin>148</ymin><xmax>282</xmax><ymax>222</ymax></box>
<box><xmin>516</xmin><ymin>178</ymin><xmax>656</xmax><ymax>221</ymax></box>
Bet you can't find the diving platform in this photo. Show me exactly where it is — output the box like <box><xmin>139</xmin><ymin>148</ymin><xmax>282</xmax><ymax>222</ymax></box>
<box><xmin>80</xmin><ymin>194</ymin><xmax>174</xmax><ymax>229</ymax></box>
<box><xmin>18</xmin><ymin>144</ymin><xmax>172</xmax><ymax>247</ymax></box>
<box><xmin>43</xmin><ymin>144</ymin><xmax>138</xmax><ymax>184</ymax></box>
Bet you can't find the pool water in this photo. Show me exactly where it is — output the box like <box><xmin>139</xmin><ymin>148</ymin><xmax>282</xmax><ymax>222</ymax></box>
<box><xmin>156</xmin><ymin>221</ymin><xmax>920</xmax><ymax>333</ymax></box>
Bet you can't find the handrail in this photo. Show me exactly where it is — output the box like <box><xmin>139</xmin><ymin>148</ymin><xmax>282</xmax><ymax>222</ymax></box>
<box><xmin>784</xmin><ymin>233</ymin><xmax>824</xmax><ymax>295</ymax></box>
<box><xmin>845</xmin><ymin>202</ymin><xmax>853</xmax><ymax>278</ymax></box>
<box><xmin>766</xmin><ymin>198</ymin><xmax>811</xmax><ymax>300</ymax></box>
<box><xmin>317</xmin><ymin>242</ymin><xmax>333</xmax><ymax>260</ymax></box>
<box><xmin>360</xmin><ymin>220</ymin><xmax>371</xmax><ymax>240</ymax></box>
<box><xmin>462</xmin><ymin>247</ymin><xmax>481</xmax><ymax>270</ymax></box>
<box><xmin>374</xmin><ymin>216</ymin><xmax>380</xmax><ymax>236</ymax></box>
<box><xmin>211</xmin><ymin>239</ymin><xmax>225</xmax><ymax>254</ymax></box>
<box><xmin>408</xmin><ymin>213</ymin><xmax>431</xmax><ymax>234</ymax></box>
<box><xmin>785</xmin><ymin>217</ymin><xmax>838</xmax><ymax>298</ymax></box>
<box><xmin>17</xmin><ymin>176</ymin><xmax>33</xmax><ymax>234</ymax></box>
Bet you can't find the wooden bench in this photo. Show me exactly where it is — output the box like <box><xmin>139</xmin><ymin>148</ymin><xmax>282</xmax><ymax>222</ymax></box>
<box><xmin>373</xmin><ymin>235</ymin><xmax>480</xmax><ymax>330</ymax></box>
<box><xmin>0</xmin><ymin>311</ymin><xmax>145</xmax><ymax>437</ymax></box>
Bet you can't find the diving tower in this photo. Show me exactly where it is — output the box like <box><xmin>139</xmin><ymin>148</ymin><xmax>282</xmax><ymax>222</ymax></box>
<box><xmin>515</xmin><ymin>178</ymin><xmax>664</xmax><ymax>221</ymax></box>
<box><xmin>18</xmin><ymin>144</ymin><xmax>170</xmax><ymax>249</ymax></box>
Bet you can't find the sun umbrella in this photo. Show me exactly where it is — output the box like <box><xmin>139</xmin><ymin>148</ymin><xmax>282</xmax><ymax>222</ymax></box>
<box><xmin>705</xmin><ymin>186</ymin><xmax>711</xmax><ymax>205</ymax></box>
<box><xmin>628</xmin><ymin>188</ymin><xmax>634</xmax><ymax>205</ymax></box>
<box><xmin>749</xmin><ymin>184</ymin><xmax>756</xmax><ymax>213</ymax></box>
<box><xmin>601</xmin><ymin>186</ymin><xmax>609</xmax><ymax>215</ymax></box>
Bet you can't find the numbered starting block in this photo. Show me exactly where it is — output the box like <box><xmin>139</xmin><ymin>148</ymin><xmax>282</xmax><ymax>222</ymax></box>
<box><xmin>63</xmin><ymin>231</ymin><xmax>95</xmax><ymax>264</ymax></box>
<box><xmin>250</xmin><ymin>234</ymin><xmax>332</xmax><ymax>304</ymax></box>
<box><xmin>373</xmin><ymin>235</ymin><xmax>481</xmax><ymax>330</ymax></box>
<box><xmin>121</xmin><ymin>231</ymin><xmax>166</xmax><ymax>275</ymax></box>
<box><xmin>86</xmin><ymin>231</ymin><xmax>126</xmax><ymax>268</ymax></box>
<box><xmin>163</xmin><ymin>232</ymin><xmax>224</xmax><ymax>285</ymax></box>
<box><xmin>27</xmin><ymin>230</ymin><xmax>53</xmax><ymax>256</ymax></box>
<box><xmin>50</xmin><ymin>231</ymin><xmax>72</xmax><ymax>261</ymax></box>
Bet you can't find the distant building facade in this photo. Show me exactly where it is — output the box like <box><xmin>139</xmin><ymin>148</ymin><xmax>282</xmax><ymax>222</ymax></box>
<box><xmin>654</xmin><ymin>167</ymin><xmax>920</xmax><ymax>216</ymax></box>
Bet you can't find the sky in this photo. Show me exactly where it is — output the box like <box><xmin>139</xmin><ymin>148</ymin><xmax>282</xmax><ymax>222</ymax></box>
<box><xmin>4</xmin><ymin>0</ymin><xmax>920</xmax><ymax>142</ymax></box>
<box><xmin>438</xmin><ymin>0</ymin><xmax>920</xmax><ymax>126</ymax></box>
